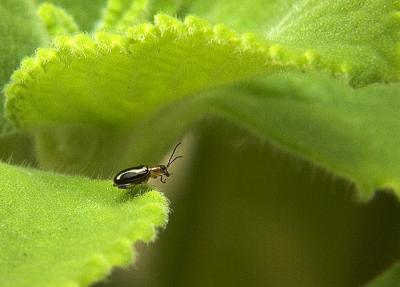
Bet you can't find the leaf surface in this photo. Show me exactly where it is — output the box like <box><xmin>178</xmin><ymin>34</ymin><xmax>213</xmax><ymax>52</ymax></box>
<box><xmin>5</xmin><ymin>13</ymin><xmax>400</xmax><ymax>198</ymax></box>
<box><xmin>3</xmin><ymin>1</ymin><xmax>400</xmax><ymax>285</ymax></box>
<box><xmin>38</xmin><ymin>3</ymin><xmax>80</xmax><ymax>37</ymax></box>
<box><xmin>102</xmin><ymin>72</ymin><xmax>400</xmax><ymax>200</ymax></box>
<box><xmin>0</xmin><ymin>162</ymin><xmax>168</xmax><ymax>287</ymax></box>
<box><xmin>98</xmin><ymin>0</ymin><xmax>149</xmax><ymax>31</ymax></box>
<box><xmin>37</xmin><ymin>0</ymin><xmax>106</xmax><ymax>31</ymax></box>
<box><xmin>0</xmin><ymin>0</ymin><xmax>47</xmax><ymax>130</ymax></box>
<box><xmin>365</xmin><ymin>263</ymin><xmax>400</xmax><ymax>287</ymax></box>
<box><xmin>154</xmin><ymin>0</ymin><xmax>400</xmax><ymax>86</ymax></box>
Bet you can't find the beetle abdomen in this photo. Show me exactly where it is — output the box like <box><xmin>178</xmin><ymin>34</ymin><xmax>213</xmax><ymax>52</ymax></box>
<box><xmin>113</xmin><ymin>165</ymin><xmax>150</xmax><ymax>186</ymax></box>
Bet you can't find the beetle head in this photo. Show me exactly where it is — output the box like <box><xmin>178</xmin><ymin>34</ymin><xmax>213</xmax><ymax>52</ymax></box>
<box><xmin>160</xmin><ymin>165</ymin><xmax>170</xmax><ymax>177</ymax></box>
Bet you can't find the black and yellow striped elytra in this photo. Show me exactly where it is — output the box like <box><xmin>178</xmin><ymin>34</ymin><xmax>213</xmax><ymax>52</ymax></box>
<box><xmin>113</xmin><ymin>143</ymin><xmax>183</xmax><ymax>190</ymax></box>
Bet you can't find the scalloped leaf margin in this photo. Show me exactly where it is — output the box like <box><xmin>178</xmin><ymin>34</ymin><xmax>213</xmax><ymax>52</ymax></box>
<box><xmin>0</xmin><ymin>162</ymin><xmax>169</xmax><ymax>287</ymax></box>
<box><xmin>5</xmin><ymin>14</ymin><xmax>357</xmax><ymax>129</ymax></box>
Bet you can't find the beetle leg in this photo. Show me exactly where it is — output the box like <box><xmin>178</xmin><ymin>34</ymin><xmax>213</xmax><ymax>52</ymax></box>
<box><xmin>129</xmin><ymin>184</ymin><xmax>138</xmax><ymax>193</ymax></box>
<box><xmin>160</xmin><ymin>175</ymin><xmax>167</xmax><ymax>184</ymax></box>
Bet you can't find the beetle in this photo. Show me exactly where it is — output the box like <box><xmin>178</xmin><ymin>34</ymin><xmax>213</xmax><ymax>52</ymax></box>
<box><xmin>113</xmin><ymin>142</ymin><xmax>183</xmax><ymax>190</ymax></box>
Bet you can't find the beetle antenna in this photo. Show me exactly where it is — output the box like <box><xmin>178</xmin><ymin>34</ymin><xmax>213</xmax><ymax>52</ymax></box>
<box><xmin>167</xmin><ymin>156</ymin><xmax>183</xmax><ymax>167</ymax></box>
<box><xmin>167</xmin><ymin>142</ymin><xmax>182</xmax><ymax>166</ymax></box>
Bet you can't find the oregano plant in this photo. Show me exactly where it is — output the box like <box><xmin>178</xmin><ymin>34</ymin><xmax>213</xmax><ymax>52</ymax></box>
<box><xmin>1</xmin><ymin>0</ymin><xmax>400</xmax><ymax>286</ymax></box>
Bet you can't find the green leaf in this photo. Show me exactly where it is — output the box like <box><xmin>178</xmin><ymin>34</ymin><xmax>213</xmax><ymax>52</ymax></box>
<box><xmin>97</xmin><ymin>0</ymin><xmax>135</xmax><ymax>31</ymax></box>
<box><xmin>0</xmin><ymin>0</ymin><xmax>47</xmax><ymax>129</ymax></box>
<box><xmin>36</xmin><ymin>0</ymin><xmax>106</xmax><ymax>31</ymax></box>
<box><xmin>5</xmin><ymin>14</ymin><xmax>400</xmax><ymax>198</ymax></box>
<box><xmin>5</xmin><ymin>12</ymin><xmax>370</xmax><ymax>130</ymax></box>
<box><xmin>38</xmin><ymin>3</ymin><xmax>80</xmax><ymax>37</ymax></box>
<box><xmin>5</xmin><ymin>15</ymin><xmax>288</xmax><ymax>128</ymax></box>
<box><xmin>0</xmin><ymin>0</ymin><xmax>46</xmax><ymax>89</ymax></box>
<box><xmin>3</xmin><ymin>2</ymin><xmax>400</xmax><ymax>284</ymax></box>
<box><xmin>0</xmin><ymin>162</ymin><xmax>168</xmax><ymax>287</ymax></box>
<box><xmin>187</xmin><ymin>73</ymin><xmax>400</xmax><ymax>199</ymax></box>
<box><xmin>156</xmin><ymin>0</ymin><xmax>400</xmax><ymax>86</ymax></box>
<box><xmin>97</xmin><ymin>0</ymin><xmax>150</xmax><ymax>31</ymax></box>
<box><xmin>98</xmin><ymin>71</ymin><xmax>400</xmax><ymax>200</ymax></box>
<box><xmin>365</xmin><ymin>263</ymin><xmax>400</xmax><ymax>287</ymax></box>
<box><xmin>2</xmin><ymin>14</ymin><xmax>333</xmax><ymax>175</ymax></box>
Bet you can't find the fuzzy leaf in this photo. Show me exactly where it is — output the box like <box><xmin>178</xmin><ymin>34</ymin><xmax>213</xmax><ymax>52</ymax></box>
<box><xmin>5</xmin><ymin>15</ymin><xmax>298</xmax><ymax>128</ymax></box>
<box><xmin>97</xmin><ymin>0</ymin><xmax>149</xmax><ymax>31</ymax></box>
<box><xmin>87</xmin><ymin>71</ymin><xmax>400</xmax><ymax>200</ymax></box>
<box><xmin>165</xmin><ymin>73</ymin><xmax>400</xmax><ymax>199</ymax></box>
<box><xmin>0</xmin><ymin>0</ymin><xmax>47</xmax><ymax>129</ymax></box>
<box><xmin>36</xmin><ymin>0</ymin><xmax>106</xmax><ymax>31</ymax></box>
<box><xmin>5</xmin><ymin>13</ymin><xmax>400</xmax><ymax>198</ymax></box>
<box><xmin>97</xmin><ymin>0</ymin><xmax>135</xmax><ymax>31</ymax></box>
<box><xmin>0</xmin><ymin>162</ymin><xmax>168</xmax><ymax>287</ymax></box>
<box><xmin>38</xmin><ymin>3</ymin><xmax>80</xmax><ymax>37</ymax></box>
<box><xmin>2</xmin><ymin>14</ymin><xmax>342</xmax><ymax>175</ymax></box>
<box><xmin>155</xmin><ymin>0</ymin><xmax>400</xmax><ymax>86</ymax></box>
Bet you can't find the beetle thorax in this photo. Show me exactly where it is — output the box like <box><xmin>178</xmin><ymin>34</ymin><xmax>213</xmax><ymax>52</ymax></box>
<box><xmin>149</xmin><ymin>165</ymin><xmax>169</xmax><ymax>178</ymax></box>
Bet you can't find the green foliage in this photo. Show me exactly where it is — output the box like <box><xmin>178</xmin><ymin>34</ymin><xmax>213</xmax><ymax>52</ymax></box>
<box><xmin>38</xmin><ymin>3</ymin><xmax>80</xmax><ymax>37</ymax></box>
<box><xmin>0</xmin><ymin>162</ymin><xmax>168</xmax><ymax>287</ymax></box>
<box><xmin>5</xmin><ymin>14</ymin><xmax>294</xmax><ymax>128</ymax></box>
<box><xmin>36</xmin><ymin>0</ymin><xmax>106</xmax><ymax>31</ymax></box>
<box><xmin>5</xmin><ymin>13</ymin><xmax>400</xmax><ymax>197</ymax></box>
<box><xmin>98</xmin><ymin>0</ymin><xmax>149</xmax><ymax>31</ymax></box>
<box><xmin>97</xmin><ymin>0</ymin><xmax>136</xmax><ymax>31</ymax></box>
<box><xmin>149</xmin><ymin>125</ymin><xmax>400</xmax><ymax>287</ymax></box>
<box><xmin>199</xmin><ymin>74</ymin><xmax>400</xmax><ymax>199</ymax></box>
<box><xmin>156</xmin><ymin>0</ymin><xmax>400</xmax><ymax>86</ymax></box>
<box><xmin>120</xmin><ymin>72</ymin><xmax>400</xmax><ymax>200</ymax></box>
<box><xmin>366</xmin><ymin>263</ymin><xmax>400</xmax><ymax>287</ymax></box>
<box><xmin>0</xmin><ymin>0</ymin><xmax>47</xmax><ymax>129</ymax></box>
<box><xmin>2</xmin><ymin>0</ymin><xmax>400</xmax><ymax>286</ymax></box>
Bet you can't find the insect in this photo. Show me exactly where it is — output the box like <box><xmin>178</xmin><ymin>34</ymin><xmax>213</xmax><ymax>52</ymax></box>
<box><xmin>113</xmin><ymin>142</ymin><xmax>183</xmax><ymax>190</ymax></box>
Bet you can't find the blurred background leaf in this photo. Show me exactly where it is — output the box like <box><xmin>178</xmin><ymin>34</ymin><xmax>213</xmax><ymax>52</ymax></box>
<box><xmin>38</xmin><ymin>3</ymin><xmax>80</xmax><ymax>37</ymax></box>
<box><xmin>0</xmin><ymin>0</ymin><xmax>48</xmax><ymax>164</ymax></box>
<box><xmin>0</xmin><ymin>0</ymin><xmax>47</xmax><ymax>129</ymax></box>
<box><xmin>36</xmin><ymin>0</ymin><xmax>106</xmax><ymax>31</ymax></box>
<box><xmin>366</xmin><ymin>263</ymin><xmax>400</xmax><ymax>287</ymax></box>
